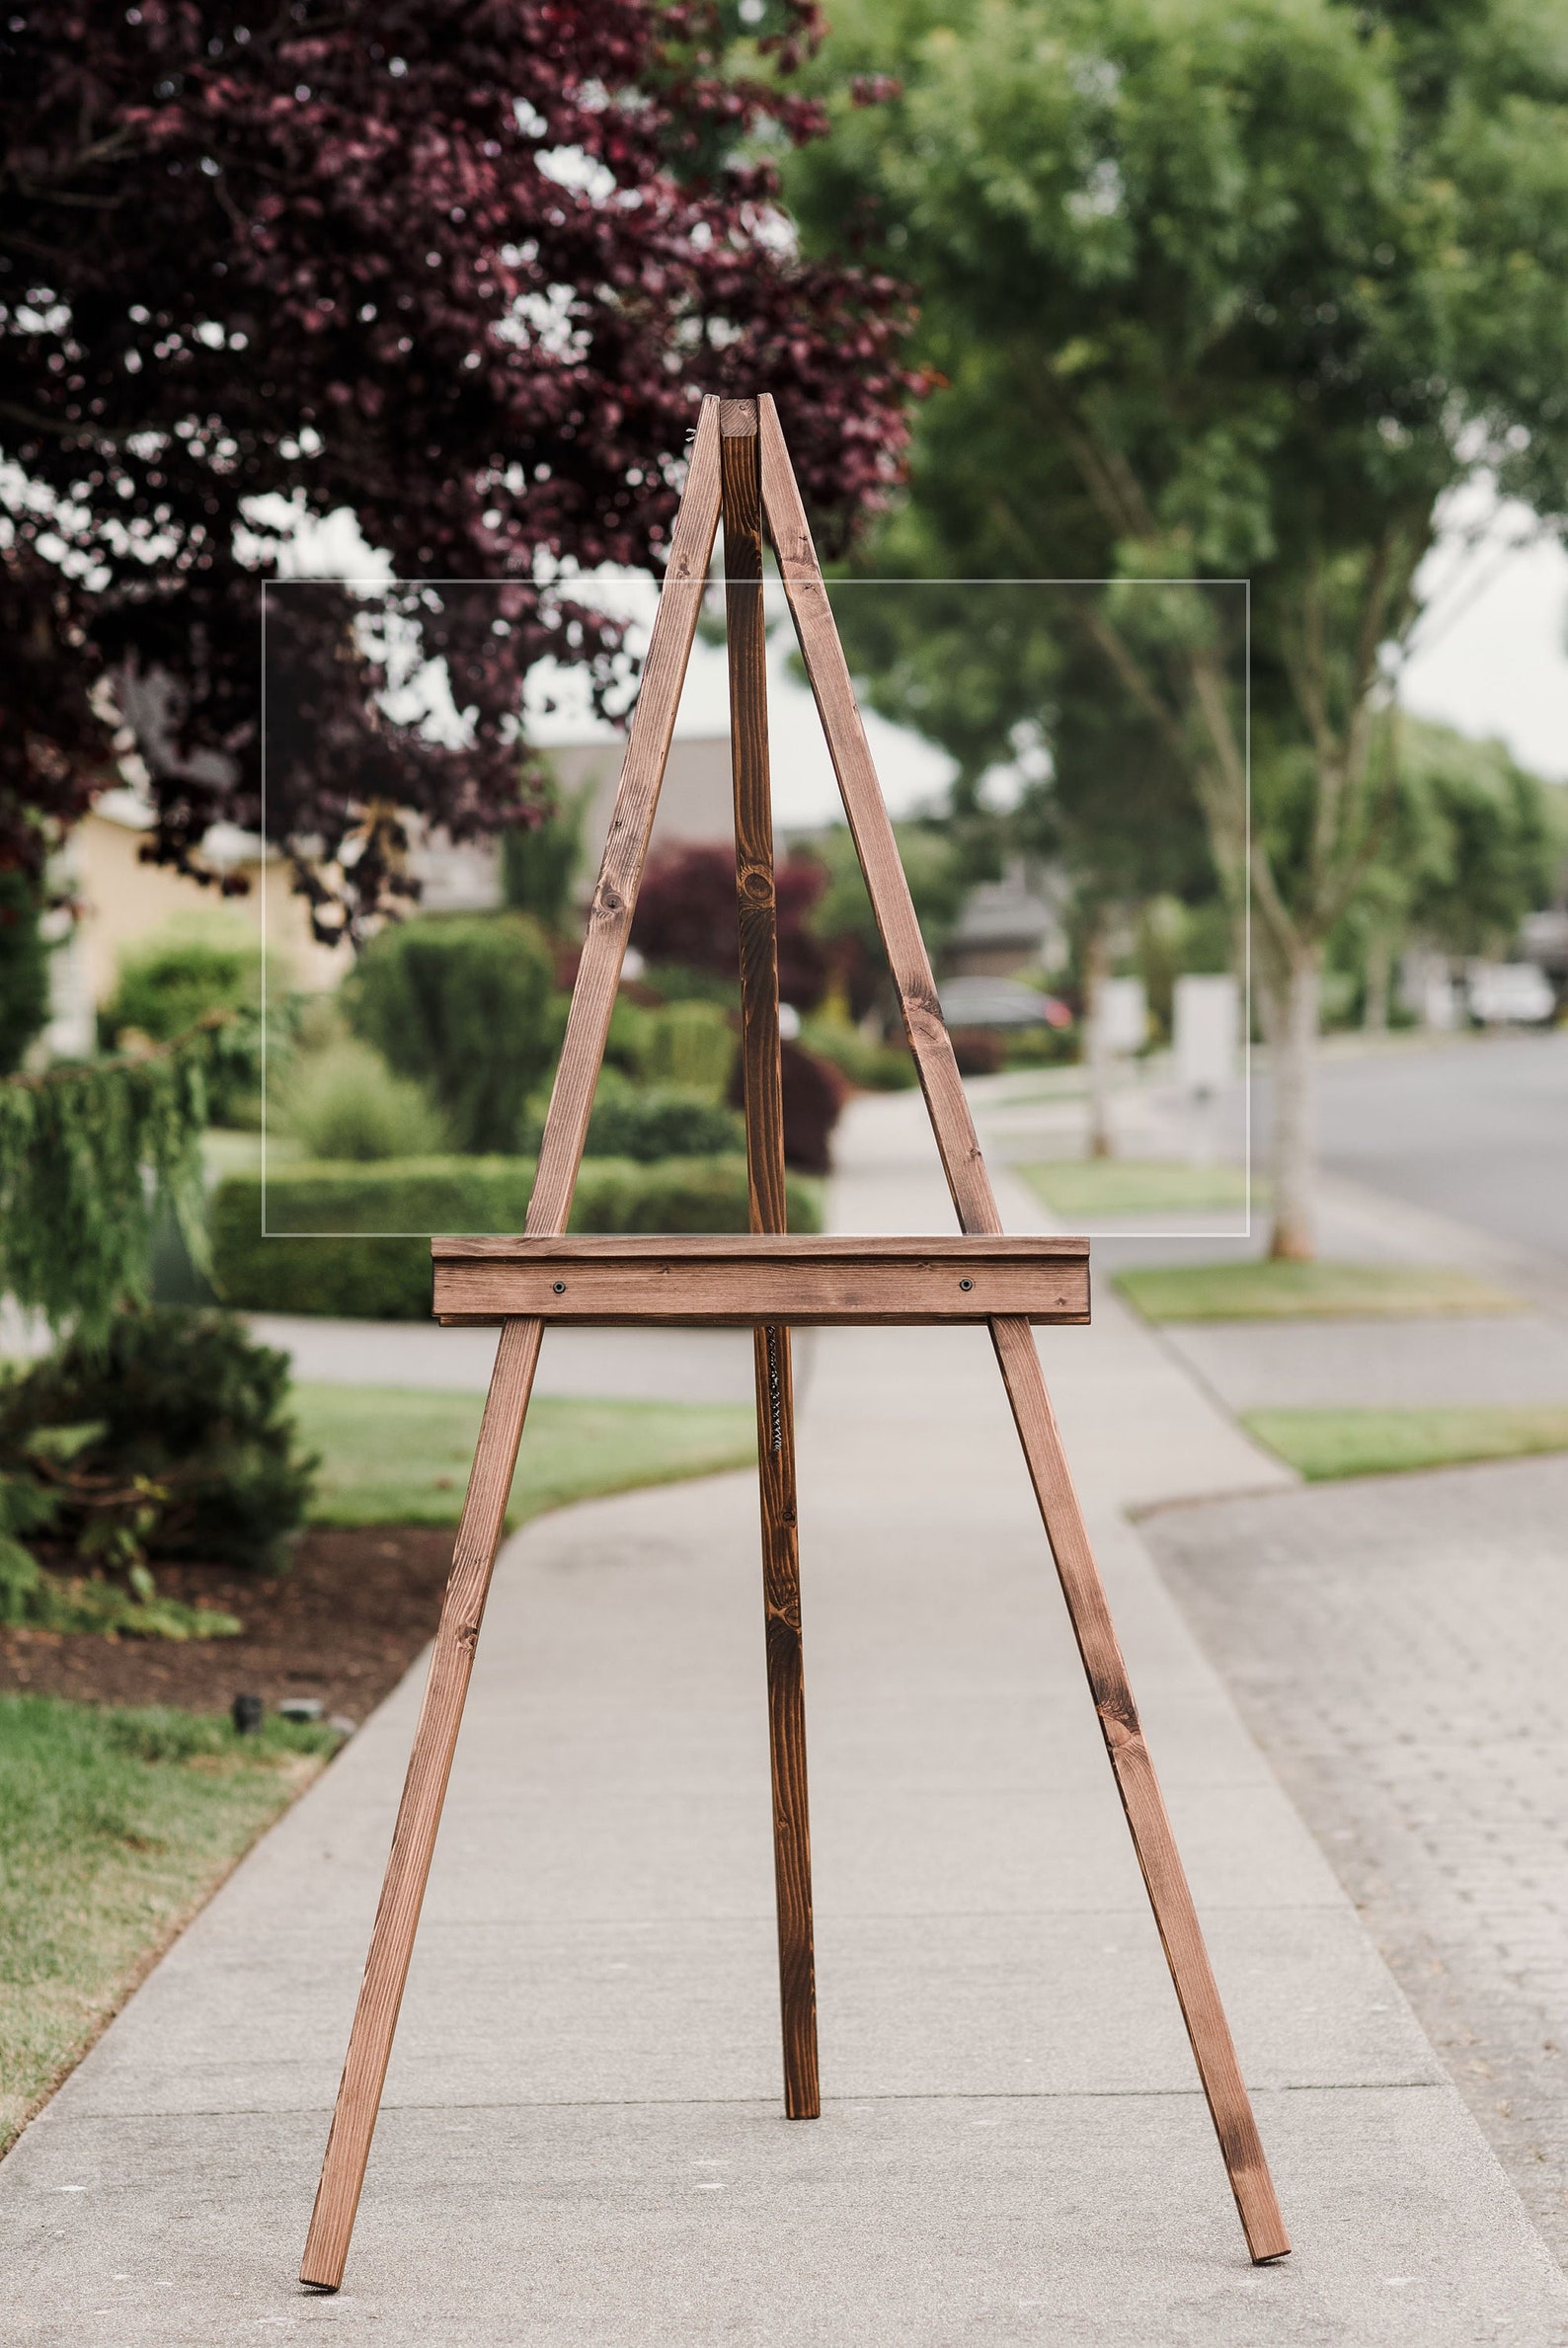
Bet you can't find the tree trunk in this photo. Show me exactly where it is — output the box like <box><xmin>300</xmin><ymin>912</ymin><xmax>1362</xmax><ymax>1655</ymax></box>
<box><xmin>1363</xmin><ymin>932</ymin><xmax>1391</xmax><ymax>1034</ymax></box>
<box><xmin>1083</xmin><ymin>911</ymin><xmax>1114</xmax><ymax>1159</ymax></box>
<box><xmin>1266</xmin><ymin>945</ymin><xmax>1320</xmax><ymax>1260</ymax></box>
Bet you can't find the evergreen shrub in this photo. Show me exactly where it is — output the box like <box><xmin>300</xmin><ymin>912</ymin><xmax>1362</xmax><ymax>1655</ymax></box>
<box><xmin>209</xmin><ymin>1155</ymin><xmax>823</xmax><ymax>1318</ymax></box>
<box><xmin>799</xmin><ymin>1018</ymin><xmax>918</xmax><ymax>1092</ymax></box>
<box><xmin>629</xmin><ymin>1001</ymin><xmax>737</xmax><ymax>1099</ymax></box>
<box><xmin>101</xmin><ymin>924</ymin><xmax>265</xmax><ymax>1046</ymax></box>
<box><xmin>349</xmin><ymin>913</ymin><xmax>559</xmax><ymax>1153</ymax></box>
<box><xmin>0</xmin><ymin>1308</ymin><xmax>315</xmax><ymax>1575</ymax></box>
<box><xmin>585</xmin><ymin>1084</ymin><xmax>744</xmax><ymax>1162</ymax></box>
<box><xmin>278</xmin><ymin>1038</ymin><xmax>448</xmax><ymax>1160</ymax></box>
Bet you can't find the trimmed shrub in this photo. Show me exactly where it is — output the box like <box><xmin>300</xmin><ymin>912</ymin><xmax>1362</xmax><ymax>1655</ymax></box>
<box><xmin>585</xmin><ymin>1084</ymin><xmax>744</xmax><ymax>1163</ymax></box>
<box><xmin>277</xmin><ymin>1038</ymin><xmax>449</xmax><ymax>1161</ymax></box>
<box><xmin>0</xmin><ymin>1307</ymin><xmax>314</xmax><ymax>1574</ymax></box>
<box><xmin>630</xmin><ymin>1000</ymin><xmax>738</xmax><ymax>1100</ymax></box>
<box><xmin>101</xmin><ymin>921</ymin><xmax>266</xmax><ymax>1046</ymax></box>
<box><xmin>349</xmin><ymin>912</ymin><xmax>559</xmax><ymax>1153</ymax></box>
<box><xmin>800</xmin><ymin>1017</ymin><xmax>918</xmax><ymax>1092</ymax></box>
<box><xmin>209</xmin><ymin>1154</ymin><xmax>823</xmax><ymax>1318</ymax></box>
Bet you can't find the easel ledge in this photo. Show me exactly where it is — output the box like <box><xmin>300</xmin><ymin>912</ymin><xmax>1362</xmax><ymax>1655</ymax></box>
<box><xmin>431</xmin><ymin>1231</ymin><xmax>1091</xmax><ymax>1326</ymax></box>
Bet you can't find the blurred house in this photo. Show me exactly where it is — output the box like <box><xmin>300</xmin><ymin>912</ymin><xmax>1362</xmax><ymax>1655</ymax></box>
<box><xmin>408</xmin><ymin>735</ymin><xmax>742</xmax><ymax>914</ymax></box>
<box><xmin>945</xmin><ymin>858</ymin><xmax>1064</xmax><ymax>979</ymax></box>
<box><xmin>45</xmin><ymin>788</ymin><xmax>352</xmax><ymax>1056</ymax></box>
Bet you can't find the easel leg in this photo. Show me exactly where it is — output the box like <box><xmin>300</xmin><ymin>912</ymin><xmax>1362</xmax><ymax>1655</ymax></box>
<box><xmin>723</xmin><ymin>398</ymin><xmax>821</xmax><ymax>2119</ymax></box>
<box><xmin>753</xmin><ymin>1320</ymin><xmax>820</xmax><ymax>2116</ymax></box>
<box><xmin>989</xmin><ymin>1314</ymin><xmax>1291</xmax><ymax>2264</ymax></box>
<box><xmin>301</xmin><ymin>1315</ymin><xmax>544</xmax><ymax>2290</ymax></box>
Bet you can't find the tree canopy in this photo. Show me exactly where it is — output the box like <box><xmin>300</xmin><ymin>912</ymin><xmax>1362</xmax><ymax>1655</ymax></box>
<box><xmin>787</xmin><ymin>0</ymin><xmax>1568</xmax><ymax>1246</ymax></box>
<box><xmin>1</xmin><ymin>1</ymin><xmax>914</xmax><ymax>933</ymax></box>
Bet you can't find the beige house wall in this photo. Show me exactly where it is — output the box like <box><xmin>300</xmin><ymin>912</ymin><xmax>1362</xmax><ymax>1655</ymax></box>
<box><xmin>71</xmin><ymin>807</ymin><xmax>352</xmax><ymax>1005</ymax></box>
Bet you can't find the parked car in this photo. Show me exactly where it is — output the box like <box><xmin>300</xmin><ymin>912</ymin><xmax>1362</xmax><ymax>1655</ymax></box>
<box><xmin>1466</xmin><ymin>962</ymin><xmax>1556</xmax><ymax>1025</ymax></box>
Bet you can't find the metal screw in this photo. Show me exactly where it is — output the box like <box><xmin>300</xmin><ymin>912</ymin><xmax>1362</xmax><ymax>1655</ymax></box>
<box><xmin>552</xmin><ymin>1281</ymin><xmax>566</xmax><ymax>1294</ymax></box>
<box><xmin>959</xmin><ymin>1278</ymin><xmax>974</xmax><ymax>1291</ymax></box>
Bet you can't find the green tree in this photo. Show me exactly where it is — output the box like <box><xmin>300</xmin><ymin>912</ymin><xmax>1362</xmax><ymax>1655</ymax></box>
<box><xmin>790</xmin><ymin>0</ymin><xmax>1568</xmax><ymax>1252</ymax></box>
<box><xmin>1349</xmin><ymin>722</ymin><xmax>1561</xmax><ymax>1019</ymax></box>
<box><xmin>499</xmin><ymin>771</ymin><xmax>588</xmax><ymax>937</ymax></box>
<box><xmin>349</xmin><ymin>914</ymin><xmax>559</xmax><ymax>1156</ymax></box>
<box><xmin>825</xmin><ymin>580</ymin><xmax>1212</xmax><ymax>1146</ymax></box>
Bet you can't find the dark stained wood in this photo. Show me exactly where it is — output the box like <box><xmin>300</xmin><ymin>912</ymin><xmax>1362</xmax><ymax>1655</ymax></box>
<box><xmin>723</xmin><ymin>397</ymin><xmax>820</xmax><ymax>2122</ymax></box>
<box><xmin>301</xmin><ymin>399</ymin><xmax>727</xmax><ymax>2293</ymax></box>
<box><xmin>430</xmin><ymin>1240</ymin><xmax>1091</xmax><ymax>1326</ymax></box>
<box><xmin>757</xmin><ymin>394</ymin><xmax>1290</xmax><ymax>2265</ymax></box>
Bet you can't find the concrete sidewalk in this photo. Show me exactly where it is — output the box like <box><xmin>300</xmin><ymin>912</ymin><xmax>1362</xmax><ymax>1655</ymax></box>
<box><xmin>3</xmin><ymin>1092</ymin><xmax>1565</xmax><ymax>2342</ymax></box>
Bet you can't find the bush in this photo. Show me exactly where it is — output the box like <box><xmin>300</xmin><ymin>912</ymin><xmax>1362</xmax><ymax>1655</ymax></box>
<box><xmin>100</xmin><ymin>919</ymin><xmax>275</xmax><ymax>1122</ymax></box>
<box><xmin>949</xmin><ymin>1028</ymin><xmax>1005</xmax><ymax>1076</ymax></box>
<box><xmin>630</xmin><ymin>844</ymin><xmax>828</xmax><ymax>1008</ymax></box>
<box><xmin>0</xmin><ymin>1307</ymin><xmax>315</xmax><ymax>1575</ymax></box>
<box><xmin>101</xmin><ymin>921</ymin><xmax>267</xmax><ymax>1046</ymax></box>
<box><xmin>800</xmin><ymin>1017</ymin><xmax>918</xmax><ymax>1092</ymax></box>
<box><xmin>276</xmin><ymin>1037</ymin><xmax>449</xmax><ymax>1160</ymax></box>
<box><xmin>349</xmin><ymin>913</ymin><xmax>559</xmax><ymax>1153</ymax></box>
<box><xmin>728</xmin><ymin>1040</ymin><xmax>846</xmax><ymax>1175</ymax></box>
<box><xmin>209</xmin><ymin>1155</ymin><xmax>823</xmax><ymax>1318</ymax></box>
<box><xmin>628</xmin><ymin>1000</ymin><xmax>738</xmax><ymax>1100</ymax></box>
<box><xmin>585</xmin><ymin>1083</ymin><xmax>744</xmax><ymax>1162</ymax></box>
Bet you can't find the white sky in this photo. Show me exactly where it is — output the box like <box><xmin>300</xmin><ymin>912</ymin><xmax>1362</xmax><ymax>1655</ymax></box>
<box><xmin>1398</xmin><ymin>484</ymin><xmax>1568</xmax><ymax>782</ymax></box>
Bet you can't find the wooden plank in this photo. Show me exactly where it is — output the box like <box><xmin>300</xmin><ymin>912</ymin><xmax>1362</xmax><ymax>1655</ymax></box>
<box><xmin>301</xmin><ymin>400</ymin><xmax>727</xmax><ymax>2293</ymax></box>
<box><xmin>989</xmin><ymin>1317</ymin><xmax>1292</xmax><ymax>2265</ymax></box>
<box><xmin>723</xmin><ymin>396</ymin><xmax>820</xmax><ymax>2122</ymax></box>
<box><xmin>431</xmin><ymin>1250</ymin><xmax>1090</xmax><ymax>1326</ymax></box>
<box><xmin>757</xmin><ymin>396</ymin><xmax>998</xmax><ymax>1239</ymax></box>
<box><xmin>300</xmin><ymin>1315</ymin><xmax>541</xmax><ymax>2288</ymax></box>
<box><xmin>433</xmin><ymin>1233</ymin><xmax>1089</xmax><ymax>1263</ymax></box>
<box><xmin>527</xmin><ymin>400</ymin><xmax>726</xmax><ymax>1239</ymax></box>
<box><xmin>756</xmin><ymin>400</ymin><xmax>1291</xmax><ymax>2263</ymax></box>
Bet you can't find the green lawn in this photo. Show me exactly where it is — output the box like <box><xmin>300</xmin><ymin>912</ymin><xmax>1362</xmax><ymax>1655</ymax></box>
<box><xmin>1115</xmin><ymin>1259</ymin><xmax>1524</xmax><ymax>1323</ymax></box>
<box><xmin>0</xmin><ymin>1699</ymin><xmax>339</xmax><ymax>2152</ymax></box>
<box><xmin>1018</xmin><ymin>1159</ymin><xmax>1256</xmax><ymax>1216</ymax></box>
<box><xmin>297</xmin><ymin>1384</ymin><xmax>756</xmax><ymax>1526</ymax></box>
<box><xmin>1243</xmin><ymin>1404</ymin><xmax>1568</xmax><ymax>1481</ymax></box>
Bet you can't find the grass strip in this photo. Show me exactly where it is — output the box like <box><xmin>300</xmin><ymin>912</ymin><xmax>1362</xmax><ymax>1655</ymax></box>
<box><xmin>1243</xmin><ymin>1404</ymin><xmax>1568</xmax><ymax>1481</ymax></box>
<box><xmin>1018</xmin><ymin>1159</ymin><xmax>1257</xmax><ymax>1216</ymax></box>
<box><xmin>1116</xmin><ymin>1259</ymin><xmax>1524</xmax><ymax>1323</ymax></box>
<box><xmin>297</xmin><ymin>1384</ymin><xmax>756</xmax><ymax>1528</ymax></box>
<box><xmin>0</xmin><ymin>1699</ymin><xmax>340</xmax><ymax>2153</ymax></box>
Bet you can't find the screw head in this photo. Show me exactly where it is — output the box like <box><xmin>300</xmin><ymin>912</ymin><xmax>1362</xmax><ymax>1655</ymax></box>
<box><xmin>959</xmin><ymin>1277</ymin><xmax>974</xmax><ymax>1291</ymax></box>
<box><xmin>551</xmin><ymin>1281</ymin><xmax>566</xmax><ymax>1294</ymax></box>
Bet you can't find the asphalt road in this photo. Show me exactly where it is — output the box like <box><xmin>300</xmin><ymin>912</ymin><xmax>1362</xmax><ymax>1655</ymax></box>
<box><xmin>1314</xmin><ymin>1031</ymin><xmax>1568</xmax><ymax>1267</ymax></box>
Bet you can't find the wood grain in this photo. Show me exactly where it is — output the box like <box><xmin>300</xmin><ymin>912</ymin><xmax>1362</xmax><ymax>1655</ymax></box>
<box><xmin>431</xmin><ymin>1246</ymin><xmax>1091</xmax><ymax>1326</ymax></box>
<box><xmin>301</xmin><ymin>400</ymin><xmax>726</xmax><ymax>2292</ymax></box>
<box><xmin>433</xmin><ymin>1233</ymin><xmax>1089</xmax><ymax>1262</ymax></box>
<box><xmin>758</xmin><ymin>396</ymin><xmax>1290</xmax><ymax>2263</ymax></box>
<box><xmin>724</xmin><ymin>400</ymin><xmax>820</xmax><ymax>2122</ymax></box>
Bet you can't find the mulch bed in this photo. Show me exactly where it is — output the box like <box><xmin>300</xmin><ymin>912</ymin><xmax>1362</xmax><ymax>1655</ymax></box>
<box><xmin>0</xmin><ymin>1528</ymin><xmax>454</xmax><ymax>1723</ymax></box>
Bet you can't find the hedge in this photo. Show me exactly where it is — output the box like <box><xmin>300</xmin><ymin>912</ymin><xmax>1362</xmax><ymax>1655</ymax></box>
<box><xmin>209</xmin><ymin>1154</ymin><xmax>823</xmax><ymax>1319</ymax></box>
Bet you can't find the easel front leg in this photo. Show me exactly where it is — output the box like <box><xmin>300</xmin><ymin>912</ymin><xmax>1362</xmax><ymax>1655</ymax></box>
<box><xmin>753</xmin><ymin>1320</ymin><xmax>820</xmax><ymax>2116</ymax></box>
<box><xmin>989</xmin><ymin>1314</ymin><xmax>1290</xmax><ymax>2264</ymax></box>
<box><xmin>301</xmin><ymin>1314</ymin><xmax>544</xmax><ymax>2290</ymax></box>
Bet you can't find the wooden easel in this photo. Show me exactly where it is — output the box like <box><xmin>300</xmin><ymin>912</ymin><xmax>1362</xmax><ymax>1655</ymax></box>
<box><xmin>300</xmin><ymin>396</ymin><xmax>1290</xmax><ymax>2286</ymax></box>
